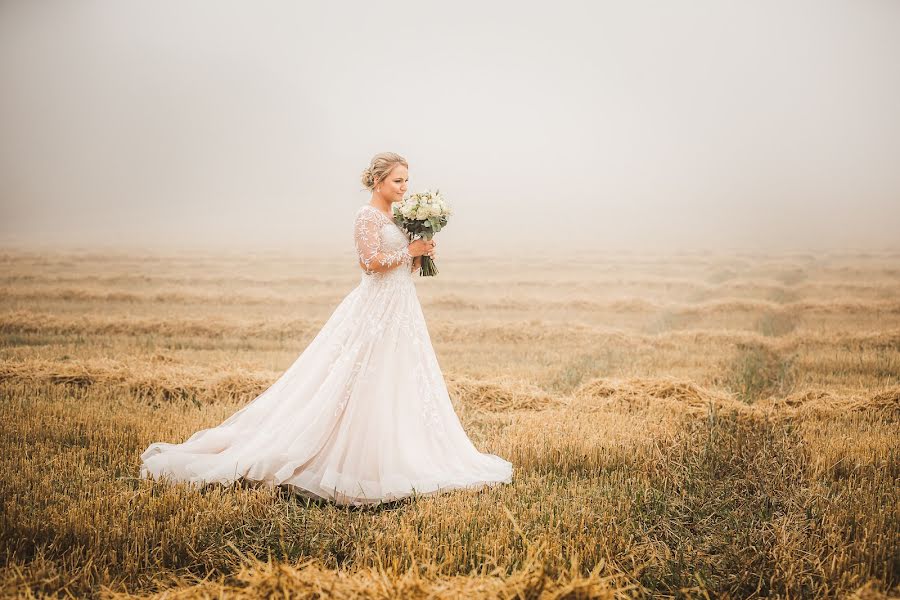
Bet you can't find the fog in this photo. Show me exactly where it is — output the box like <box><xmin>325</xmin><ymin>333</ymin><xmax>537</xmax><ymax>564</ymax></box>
<box><xmin>1</xmin><ymin>0</ymin><xmax>899</xmax><ymax>255</ymax></box>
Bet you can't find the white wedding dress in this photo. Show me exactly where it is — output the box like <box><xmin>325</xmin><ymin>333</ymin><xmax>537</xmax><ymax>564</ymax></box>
<box><xmin>140</xmin><ymin>204</ymin><xmax>513</xmax><ymax>506</ymax></box>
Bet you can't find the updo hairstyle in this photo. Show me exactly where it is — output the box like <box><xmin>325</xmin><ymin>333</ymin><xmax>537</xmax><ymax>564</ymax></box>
<box><xmin>360</xmin><ymin>152</ymin><xmax>408</xmax><ymax>192</ymax></box>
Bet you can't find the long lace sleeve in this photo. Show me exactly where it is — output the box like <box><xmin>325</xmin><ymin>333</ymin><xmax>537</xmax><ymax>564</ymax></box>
<box><xmin>354</xmin><ymin>207</ymin><xmax>412</xmax><ymax>273</ymax></box>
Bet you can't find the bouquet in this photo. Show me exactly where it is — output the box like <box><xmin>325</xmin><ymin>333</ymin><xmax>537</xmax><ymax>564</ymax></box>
<box><xmin>392</xmin><ymin>189</ymin><xmax>451</xmax><ymax>277</ymax></box>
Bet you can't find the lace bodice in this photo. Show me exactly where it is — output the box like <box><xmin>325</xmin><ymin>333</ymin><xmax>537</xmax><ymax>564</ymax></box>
<box><xmin>354</xmin><ymin>205</ymin><xmax>413</xmax><ymax>277</ymax></box>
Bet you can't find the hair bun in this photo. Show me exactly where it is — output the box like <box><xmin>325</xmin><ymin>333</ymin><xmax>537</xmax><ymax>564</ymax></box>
<box><xmin>360</xmin><ymin>167</ymin><xmax>375</xmax><ymax>189</ymax></box>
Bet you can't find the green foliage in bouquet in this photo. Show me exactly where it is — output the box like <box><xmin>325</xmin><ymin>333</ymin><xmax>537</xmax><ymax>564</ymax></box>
<box><xmin>392</xmin><ymin>189</ymin><xmax>451</xmax><ymax>277</ymax></box>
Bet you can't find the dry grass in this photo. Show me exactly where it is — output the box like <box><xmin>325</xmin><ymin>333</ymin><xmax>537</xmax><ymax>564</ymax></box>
<box><xmin>0</xmin><ymin>248</ymin><xmax>898</xmax><ymax>598</ymax></box>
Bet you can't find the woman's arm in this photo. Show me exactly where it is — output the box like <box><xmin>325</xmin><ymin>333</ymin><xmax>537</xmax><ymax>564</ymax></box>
<box><xmin>354</xmin><ymin>210</ymin><xmax>412</xmax><ymax>274</ymax></box>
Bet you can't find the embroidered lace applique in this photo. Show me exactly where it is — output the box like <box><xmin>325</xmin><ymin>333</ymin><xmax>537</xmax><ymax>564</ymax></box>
<box><xmin>330</xmin><ymin>339</ymin><xmax>366</xmax><ymax>416</ymax></box>
<box><xmin>354</xmin><ymin>205</ymin><xmax>412</xmax><ymax>274</ymax></box>
<box><xmin>414</xmin><ymin>354</ymin><xmax>447</xmax><ymax>437</ymax></box>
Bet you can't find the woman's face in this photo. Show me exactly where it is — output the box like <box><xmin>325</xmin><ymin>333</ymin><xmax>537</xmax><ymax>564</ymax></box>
<box><xmin>378</xmin><ymin>164</ymin><xmax>408</xmax><ymax>203</ymax></box>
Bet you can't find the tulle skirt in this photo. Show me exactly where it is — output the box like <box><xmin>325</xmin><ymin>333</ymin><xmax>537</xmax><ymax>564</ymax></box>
<box><xmin>140</xmin><ymin>269</ymin><xmax>513</xmax><ymax>506</ymax></box>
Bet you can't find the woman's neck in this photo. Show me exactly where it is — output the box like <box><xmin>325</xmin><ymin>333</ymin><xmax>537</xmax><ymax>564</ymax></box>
<box><xmin>369</xmin><ymin>196</ymin><xmax>392</xmax><ymax>215</ymax></box>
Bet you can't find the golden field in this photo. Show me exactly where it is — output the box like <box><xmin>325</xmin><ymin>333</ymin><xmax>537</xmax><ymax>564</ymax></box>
<box><xmin>0</xmin><ymin>247</ymin><xmax>898</xmax><ymax>598</ymax></box>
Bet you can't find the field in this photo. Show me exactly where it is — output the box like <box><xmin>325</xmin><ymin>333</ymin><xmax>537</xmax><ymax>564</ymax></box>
<box><xmin>1</xmin><ymin>247</ymin><xmax>898</xmax><ymax>598</ymax></box>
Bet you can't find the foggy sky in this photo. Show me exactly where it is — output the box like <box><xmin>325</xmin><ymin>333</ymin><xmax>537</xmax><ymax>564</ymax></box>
<box><xmin>1</xmin><ymin>0</ymin><xmax>899</xmax><ymax>254</ymax></box>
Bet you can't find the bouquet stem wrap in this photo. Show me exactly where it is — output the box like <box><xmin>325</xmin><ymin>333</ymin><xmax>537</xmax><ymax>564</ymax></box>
<box><xmin>418</xmin><ymin>234</ymin><xmax>438</xmax><ymax>277</ymax></box>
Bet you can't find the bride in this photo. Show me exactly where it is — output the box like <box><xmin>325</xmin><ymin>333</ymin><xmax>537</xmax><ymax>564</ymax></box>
<box><xmin>140</xmin><ymin>152</ymin><xmax>514</xmax><ymax>506</ymax></box>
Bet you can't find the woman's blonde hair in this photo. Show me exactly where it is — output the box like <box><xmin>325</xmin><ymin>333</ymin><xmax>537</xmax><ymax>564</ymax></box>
<box><xmin>360</xmin><ymin>152</ymin><xmax>408</xmax><ymax>191</ymax></box>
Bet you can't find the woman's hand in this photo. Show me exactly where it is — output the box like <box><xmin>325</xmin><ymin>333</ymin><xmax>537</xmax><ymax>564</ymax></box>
<box><xmin>408</xmin><ymin>238</ymin><xmax>436</xmax><ymax>258</ymax></box>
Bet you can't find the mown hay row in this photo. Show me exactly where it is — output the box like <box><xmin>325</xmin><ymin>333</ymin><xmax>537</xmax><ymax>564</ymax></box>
<box><xmin>0</xmin><ymin>358</ymin><xmax>273</xmax><ymax>405</ymax></box>
<box><xmin>756</xmin><ymin>388</ymin><xmax>900</xmax><ymax>420</ymax></box>
<box><xmin>3</xmin><ymin>357</ymin><xmax>896</xmax><ymax>422</ymax></box>
<box><xmin>0</xmin><ymin>272</ymin><xmax>334</xmax><ymax>287</ymax></box>
<box><xmin>4</xmin><ymin>285</ymin><xmax>900</xmax><ymax>314</ymax></box>
<box><xmin>574</xmin><ymin>376</ymin><xmax>756</xmax><ymax>421</ymax></box>
<box><xmin>0</xmin><ymin>286</ymin><xmax>339</xmax><ymax>306</ymax></box>
<box><xmin>0</xmin><ymin>310</ymin><xmax>320</xmax><ymax>339</ymax></box>
<box><xmin>445</xmin><ymin>375</ymin><xmax>565</xmax><ymax>412</ymax></box>
<box><xmin>3</xmin><ymin>310</ymin><xmax>900</xmax><ymax>352</ymax></box>
<box><xmin>0</xmin><ymin>358</ymin><xmax>561</xmax><ymax>414</ymax></box>
<box><xmin>674</xmin><ymin>298</ymin><xmax>900</xmax><ymax>316</ymax></box>
<box><xmin>574</xmin><ymin>376</ymin><xmax>900</xmax><ymax>423</ymax></box>
<box><xmin>6</xmin><ymin>269</ymin><xmax>899</xmax><ymax>302</ymax></box>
